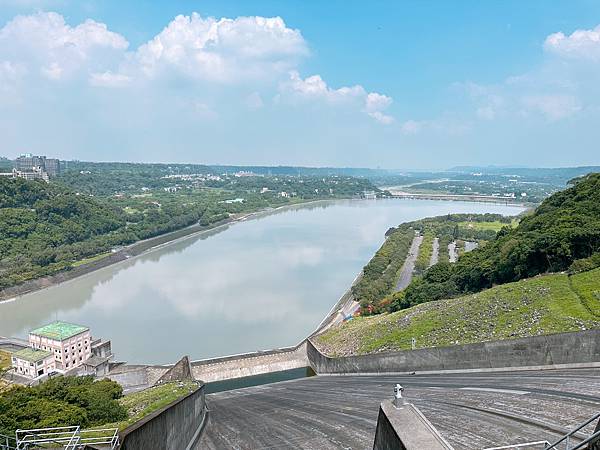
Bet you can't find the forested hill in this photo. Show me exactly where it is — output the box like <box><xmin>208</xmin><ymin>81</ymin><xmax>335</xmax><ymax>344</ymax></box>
<box><xmin>0</xmin><ymin>177</ymin><xmax>128</xmax><ymax>288</ymax></box>
<box><xmin>398</xmin><ymin>172</ymin><xmax>600</xmax><ymax>310</ymax></box>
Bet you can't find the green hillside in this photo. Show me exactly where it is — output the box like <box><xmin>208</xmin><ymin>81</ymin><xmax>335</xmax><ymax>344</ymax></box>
<box><xmin>396</xmin><ymin>172</ymin><xmax>600</xmax><ymax>311</ymax></box>
<box><xmin>315</xmin><ymin>267</ymin><xmax>600</xmax><ymax>356</ymax></box>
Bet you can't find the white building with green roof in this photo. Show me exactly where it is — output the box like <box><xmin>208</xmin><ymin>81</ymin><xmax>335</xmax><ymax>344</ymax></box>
<box><xmin>11</xmin><ymin>347</ymin><xmax>55</xmax><ymax>379</ymax></box>
<box><xmin>28</xmin><ymin>321</ymin><xmax>92</xmax><ymax>371</ymax></box>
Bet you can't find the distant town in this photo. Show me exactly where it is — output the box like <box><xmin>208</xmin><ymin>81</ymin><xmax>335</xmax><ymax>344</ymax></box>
<box><xmin>0</xmin><ymin>153</ymin><xmax>62</xmax><ymax>182</ymax></box>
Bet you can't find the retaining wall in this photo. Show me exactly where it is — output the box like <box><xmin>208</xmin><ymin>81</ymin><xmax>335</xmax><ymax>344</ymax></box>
<box><xmin>190</xmin><ymin>342</ymin><xmax>309</xmax><ymax>383</ymax></box>
<box><xmin>308</xmin><ymin>329</ymin><xmax>600</xmax><ymax>375</ymax></box>
<box><xmin>119</xmin><ymin>383</ymin><xmax>206</xmax><ymax>450</ymax></box>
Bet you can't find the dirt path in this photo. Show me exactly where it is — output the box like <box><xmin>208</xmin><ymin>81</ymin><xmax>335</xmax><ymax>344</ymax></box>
<box><xmin>395</xmin><ymin>234</ymin><xmax>424</xmax><ymax>292</ymax></box>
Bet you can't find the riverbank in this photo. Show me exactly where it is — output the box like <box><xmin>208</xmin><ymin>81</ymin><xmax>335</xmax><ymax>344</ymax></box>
<box><xmin>0</xmin><ymin>199</ymin><xmax>333</xmax><ymax>302</ymax></box>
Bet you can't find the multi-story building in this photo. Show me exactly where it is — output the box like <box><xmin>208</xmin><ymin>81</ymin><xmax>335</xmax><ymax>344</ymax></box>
<box><xmin>15</xmin><ymin>153</ymin><xmax>46</xmax><ymax>172</ymax></box>
<box><xmin>14</xmin><ymin>154</ymin><xmax>61</xmax><ymax>179</ymax></box>
<box><xmin>11</xmin><ymin>348</ymin><xmax>56</xmax><ymax>379</ymax></box>
<box><xmin>45</xmin><ymin>158</ymin><xmax>61</xmax><ymax>177</ymax></box>
<box><xmin>28</xmin><ymin>321</ymin><xmax>93</xmax><ymax>372</ymax></box>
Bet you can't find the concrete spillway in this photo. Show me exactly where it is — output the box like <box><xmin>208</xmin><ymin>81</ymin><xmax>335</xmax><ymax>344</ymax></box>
<box><xmin>199</xmin><ymin>368</ymin><xmax>600</xmax><ymax>449</ymax></box>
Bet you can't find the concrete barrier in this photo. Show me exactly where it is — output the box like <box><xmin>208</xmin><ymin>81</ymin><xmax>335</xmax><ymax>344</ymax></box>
<box><xmin>373</xmin><ymin>400</ymin><xmax>453</xmax><ymax>450</ymax></box>
<box><xmin>119</xmin><ymin>383</ymin><xmax>206</xmax><ymax>450</ymax></box>
<box><xmin>308</xmin><ymin>329</ymin><xmax>600</xmax><ymax>375</ymax></box>
<box><xmin>190</xmin><ymin>342</ymin><xmax>309</xmax><ymax>383</ymax></box>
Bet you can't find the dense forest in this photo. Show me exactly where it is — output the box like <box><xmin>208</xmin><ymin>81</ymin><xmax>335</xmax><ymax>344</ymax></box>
<box><xmin>0</xmin><ymin>169</ymin><xmax>381</xmax><ymax>290</ymax></box>
<box><xmin>393</xmin><ymin>173</ymin><xmax>600</xmax><ymax>311</ymax></box>
<box><xmin>0</xmin><ymin>376</ymin><xmax>126</xmax><ymax>435</ymax></box>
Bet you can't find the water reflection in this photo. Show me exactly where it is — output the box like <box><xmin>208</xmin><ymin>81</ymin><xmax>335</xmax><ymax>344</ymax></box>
<box><xmin>0</xmin><ymin>199</ymin><xmax>525</xmax><ymax>364</ymax></box>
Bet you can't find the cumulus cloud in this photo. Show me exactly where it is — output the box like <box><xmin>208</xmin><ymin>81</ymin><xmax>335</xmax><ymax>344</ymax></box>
<box><xmin>89</xmin><ymin>71</ymin><xmax>131</xmax><ymax>87</ymax></box>
<box><xmin>280</xmin><ymin>71</ymin><xmax>394</xmax><ymax>123</ymax></box>
<box><xmin>521</xmin><ymin>94</ymin><xmax>582</xmax><ymax>121</ymax></box>
<box><xmin>545</xmin><ymin>24</ymin><xmax>600</xmax><ymax>60</ymax></box>
<box><xmin>134</xmin><ymin>13</ymin><xmax>308</xmax><ymax>83</ymax></box>
<box><xmin>0</xmin><ymin>12</ymin><xmax>128</xmax><ymax>81</ymax></box>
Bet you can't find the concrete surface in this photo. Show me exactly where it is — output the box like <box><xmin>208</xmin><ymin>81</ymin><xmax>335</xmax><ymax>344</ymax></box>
<box><xmin>373</xmin><ymin>400</ymin><xmax>453</xmax><ymax>450</ymax></box>
<box><xmin>448</xmin><ymin>241</ymin><xmax>458</xmax><ymax>263</ymax></box>
<box><xmin>307</xmin><ymin>330</ymin><xmax>600</xmax><ymax>375</ymax></box>
<box><xmin>190</xmin><ymin>342</ymin><xmax>309</xmax><ymax>383</ymax></box>
<box><xmin>120</xmin><ymin>382</ymin><xmax>206</xmax><ymax>450</ymax></box>
<box><xmin>199</xmin><ymin>368</ymin><xmax>600</xmax><ymax>450</ymax></box>
<box><xmin>430</xmin><ymin>237</ymin><xmax>440</xmax><ymax>266</ymax></box>
<box><xmin>395</xmin><ymin>234</ymin><xmax>423</xmax><ymax>292</ymax></box>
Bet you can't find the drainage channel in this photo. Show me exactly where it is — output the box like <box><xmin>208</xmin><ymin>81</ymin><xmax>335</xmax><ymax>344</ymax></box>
<box><xmin>204</xmin><ymin>367</ymin><xmax>316</xmax><ymax>394</ymax></box>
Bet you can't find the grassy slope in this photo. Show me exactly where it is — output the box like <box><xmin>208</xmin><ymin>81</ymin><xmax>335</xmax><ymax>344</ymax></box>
<box><xmin>315</xmin><ymin>268</ymin><xmax>600</xmax><ymax>356</ymax></box>
<box><xmin>104</xmin><ymin>381</ymin><xmax>199</xmax><ymax>430</ymax></box>
<box><xmin>456</xmin><ymin>219</ymin><xmax>518</xmax><ymax>232</ymax></box>
<box><xmin>414</xmin><ymin>232</ymin><xmax>434</xmax><ymax>274</ymax></box>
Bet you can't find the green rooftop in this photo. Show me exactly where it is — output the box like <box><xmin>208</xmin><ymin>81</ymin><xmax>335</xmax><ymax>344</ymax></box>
<box><xmin>30</xmin><ymin>321</ymin><xmax>89</xmax><ymax>341</ymax></box>
<box><xmin>13</xmin><ymin>348</ymin><xmax>52</xmax><ymax>363</ymax></box>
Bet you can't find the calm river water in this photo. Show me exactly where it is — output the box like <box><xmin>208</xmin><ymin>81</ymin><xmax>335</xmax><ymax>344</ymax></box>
<box><xmin>0</xmin><ymin>199</ymin><xmax>525</xmax><ymax>364</ymax></box>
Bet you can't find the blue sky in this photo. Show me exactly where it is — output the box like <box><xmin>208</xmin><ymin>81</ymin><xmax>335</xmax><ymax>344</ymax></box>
<box><xmin>1</xmin><ymin>0</ymin><xmax>600</xmax><ymax>169</ymax></box>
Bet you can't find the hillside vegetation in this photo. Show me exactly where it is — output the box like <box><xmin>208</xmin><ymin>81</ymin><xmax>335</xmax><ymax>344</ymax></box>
<box><xmin>395</xmin><ymin>173</ymin><xmax>600</xmax><ymax>311</ymax></box>
<box><xmin>355</xmin><ymin>213</ymin><xmax>515</xmax><ymax>312</ymax></box>
<box><xmin>315</xmin><ymin>267</ymin><xmax>600</xmax><ymax>356</ymax></box>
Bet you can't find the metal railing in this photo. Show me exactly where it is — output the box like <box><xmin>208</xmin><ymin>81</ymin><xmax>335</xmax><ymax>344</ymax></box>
<box><xmin>544</xmin><ymin>411</ymin><xmax>600</xmax><ymax>450</ymax></box>
<box><xmin>16</xmin><ymin>426</ymin><xmax>80</xmax><ymax>449</ymax></box>
<box><xmin>0</xmin><ymin>433</ymin><xmax>17</xmax><ymax>450</ymax></box>
<box><xmin>484</xmin><ymin>441</ymin><xmax>550</xmax><ymax>450</ymax></box>
<box><xmin>15</xmin><ymin>425</ymin><xmax>120</xmax><ymax>450</ymax></box>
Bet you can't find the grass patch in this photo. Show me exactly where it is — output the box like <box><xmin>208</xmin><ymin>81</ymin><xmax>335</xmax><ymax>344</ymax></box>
<box><xmin>457</xmin><ymin>219</ymin><xmax>517</xmax><ymax>232</ymax></box>
<box><xmin>0</xmin><ymin>350</ymin><xmax>10</xmax><ymax>369</ymax></box>
<box><xmin>71</xmin><ymin>252</ymin><xmax>112</xmax><ymax>268</ymax></box>
<box><xmin>104</xmin><ymin>381</ymin><xmax>200</xmax><ymax>431</ymax></box>
<box><xmin>315</xmin><ymin>268</ymin><xmax>600</xmax><ymax>356</ymax></box>
<box><xmin>414</xmin><ymin>232</ymin><xmax>434</xmax><ymax>274</ymax></box>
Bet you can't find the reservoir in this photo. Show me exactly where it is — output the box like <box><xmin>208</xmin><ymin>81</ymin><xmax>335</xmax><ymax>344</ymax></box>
<box><xmin>0</xmin><ymin>199</ymin><xmax>525</xmax><ymax>364</ymax></box>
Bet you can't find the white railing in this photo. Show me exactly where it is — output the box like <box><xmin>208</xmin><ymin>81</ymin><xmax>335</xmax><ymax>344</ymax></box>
<box><xmin>483</xmin><ymin>441</ymin><xmax>550</xmax><ymax>450</ymax></box>
<box><xmin>15</xmin><ymin>425</ymin><xmax>120</xmax><ymax>450</ymax></box>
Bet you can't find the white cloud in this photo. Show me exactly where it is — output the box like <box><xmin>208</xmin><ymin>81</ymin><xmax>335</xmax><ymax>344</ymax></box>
<box><xmin>280</xmin><ymin>71</ymin><xmax>394</xmax><ymax>123</ymax></box>
<box><xmin>545</xmin><ymin>25</ymin><xmax>600</xmax><ymax>60</ymax></box>
<box><xmin>0</xmin><ymin>11</ymin><xmax>128</xmax><ymax>81</ymax></box>
<box><xmin>400</xmin><ymin>119</ymin><xmax>422</xmax><ymax>134</ymax></box>
<box><xmin>89</xmin><ymin>71</ymin><xmax>131</xmax><ymax>87</ymax></box>
<box><xmin>521</xmin><ymin>94</ymin><xmax>582</xmax><ymax>121</ymax></box>
<box><xmin>365</xmin><ymin>92</ymin><xmax>394</xmax><ymax>124</ymax></box>
<box><xmin>282</xmin><ymin>71</ymin><xmax>365</xmax><ymax>103</ymax></box>
<box><xmin>134</xmin><ymin>13</ymin><xmax>307</xmax><ymax>83</ymax></box>
<box><xmin>245</xmin><ymin>92</ymin><xmax>264</xmax><ymax>109</ymax></box>
<box><xmin>0</xmin><ymin>60</ymin><xmax>26</xmax><ymax>103</ymax></box>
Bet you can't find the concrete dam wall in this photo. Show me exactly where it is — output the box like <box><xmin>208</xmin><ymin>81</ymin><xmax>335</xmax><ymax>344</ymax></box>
<box><xmin>120</xmin><ymin>382</ymin><xmax>207</xmax><ymax>450</ymax></box>
<box><xmin>307</xmin><ymin>329</ymin><xmax>600</xmax><ymax>375</ymax></box>
<box><xmin>190</xmin><ymin>342</ymin><xmax>309</xmax><ymax>383</ymax></box>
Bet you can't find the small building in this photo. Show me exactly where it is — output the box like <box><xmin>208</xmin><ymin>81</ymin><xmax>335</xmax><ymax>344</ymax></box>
<box><xmin>11</xmin><ymin>348</ymin><xmax>55</xmax><ymax>379</ymax></box>
<box><xmin>363</xmin><ymin>190</ymin><xmax>377</xmax><ymax>200</ymax></box>
<box><xmin>29</xmin><ymin>321</ymin><xmax>92</xmax><ymax>372</ymax></box>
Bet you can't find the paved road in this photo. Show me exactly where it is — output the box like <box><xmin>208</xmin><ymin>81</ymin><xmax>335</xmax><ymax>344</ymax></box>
<box><xmin>395</xmin><ymin>234</ymin><xmax>423</xmax><ymax>292</ymax></box>
<box><xmin>430</xmin><ymin>237</ymin><xmax>440</xmax><ymax>266</ymax></box>
<box><xmin>465</xmin><ymin>241</ymin><xmax>479</xmax><ymax>252</ymax></box>
<box><xmin>448</xmin><ymin>241</ymin><xmax>458</xmax><ymax>263</ymax></box>
<box><xmin>199</xmin><ymin>368</ymin><xmax>600</xmax><ymax>450</ymax></box>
